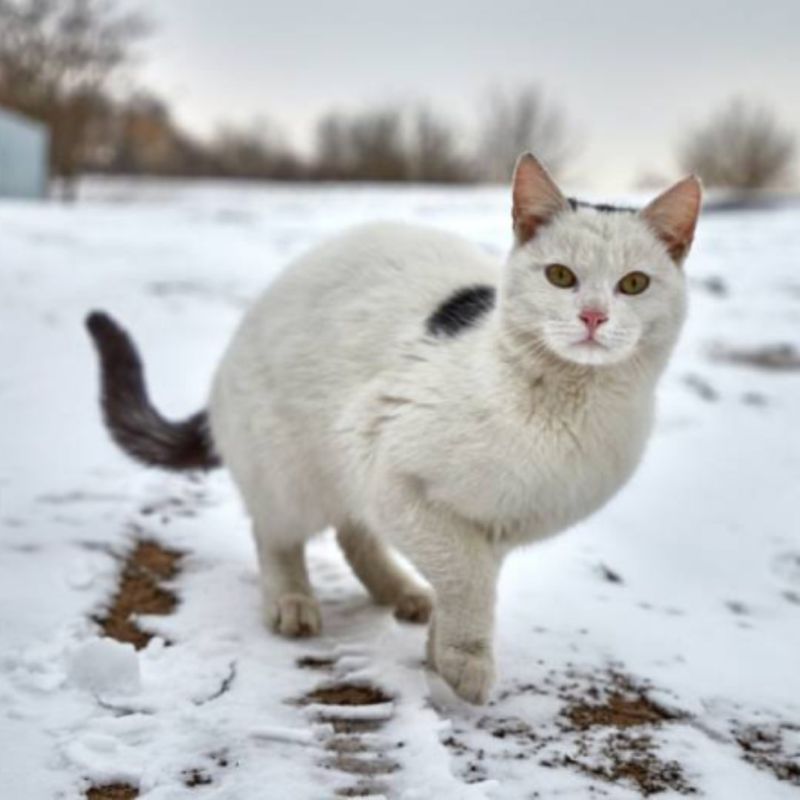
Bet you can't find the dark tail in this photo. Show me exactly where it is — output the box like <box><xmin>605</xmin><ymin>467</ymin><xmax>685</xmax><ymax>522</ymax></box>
<box><xmin>85</xmin><ymin>311</ymin><xmax>220</xmax><ymax>471</ymax></box>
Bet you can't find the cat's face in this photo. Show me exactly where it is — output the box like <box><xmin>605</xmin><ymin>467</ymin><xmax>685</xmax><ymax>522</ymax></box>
<box><xmin>504</xmin><ymin>210</ymin><xmax>688</xmax><ymax>366</ymax></box>
<box><xmin>502</xmin><ymin>155</ymin><xmax>701</xmax><ymax>368</ymax></box>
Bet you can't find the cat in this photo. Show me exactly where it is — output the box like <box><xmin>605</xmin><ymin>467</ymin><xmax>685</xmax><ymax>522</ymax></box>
<box><xmin>86</xmin><ymin>153</ymin><xmax>701</xmax><ymax>704</ymax></box>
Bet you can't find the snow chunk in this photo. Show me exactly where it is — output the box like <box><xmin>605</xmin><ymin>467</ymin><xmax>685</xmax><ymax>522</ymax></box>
<box><xmin>251</xmin><ymin>724</ymin><xmax>329</xmax><ymax>746</ymax></box>
<box><xmin>68</xmin><ymin>639</ymin><xmax>141</xmax><ymax>696</ymax></box>
<box><xmin>304</xmin><ymin>701</ymin><xmax>394</xmax><ymax>721</ymax></box>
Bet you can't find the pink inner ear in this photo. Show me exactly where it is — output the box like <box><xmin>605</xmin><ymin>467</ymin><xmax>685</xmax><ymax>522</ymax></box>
<box><xmin>512</xmin><ymin>154</ymin><xmax>568</xmax><ymax>245</ymax></box>
<box><xmin>641</xmin><ymin>176</ymin><xmax>702</xmax><ymax>263</ymax></box>
<box><xmin>512</xmin><ymin>211</ymin><xmax>549</xmax><ymax>245</ymax></box>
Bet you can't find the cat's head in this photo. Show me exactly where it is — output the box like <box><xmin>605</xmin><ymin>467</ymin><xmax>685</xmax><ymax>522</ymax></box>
<box><xmin>502</xmin><ymin>154</ymin><xmax>701</xmax><ymax>368</ymax></box>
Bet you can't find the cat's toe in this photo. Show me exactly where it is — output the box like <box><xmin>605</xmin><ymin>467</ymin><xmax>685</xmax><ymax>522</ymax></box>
<box><xmin>434</xmin><ymin>644</ymin><xmax>494</xmax><ymax>705</ymax></box>
<box><xmin>268</xmin><ymin>593</ymin><xmax>322</xmax><ymax>637</ymax></box>
<box><xmin>394</xmin><ymin>590</ymin><xmax>433</xmax><ymax>624</ymax></box>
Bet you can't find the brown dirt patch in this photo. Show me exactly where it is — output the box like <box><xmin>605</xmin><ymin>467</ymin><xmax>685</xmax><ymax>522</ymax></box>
<box><xmin>304</xmin><ymin>683</ymin><xmax>391</xmax><ymax>706</ymax></box>
<box><xmin>710</xmin><ymin>342</ymin><xmax>800</xmax><ymax>371</ymax></box>
<box><xmin>558</xmin><ymin>732</ymin><xmax>695</xmax><ymax>796</ymax></box>
<box><xmin>86</xmin><ymin>784</ymin><xmax>138</xmax><ymax>799</ymax></box>
<box><xmin>296</xmin><ymin>655</ymin><xmax>336</xmax><ymax>670</ymax></box>
<box><xmin>597</xmin><ymin>563</ymin><xmax>624</xmax><ymax>584</ymax></box>
<box><xmin>564</xmin><ymin>677</ymin><xmax>678</xmax><ymax>731</ymax></box>
<box><xmin>335</xmin><ymin>781</ymin><xmax>389</xmax><ymax>797</ymax></box>
<box><xmin>182</xmin><ymin>768</ymin><xmax>213</xmax><ymax>788</ymax></box>
<box><xmin>736</xmin><ymin>723</ymin><xmax>800</xmax><ymax>785</ymax></box>
<box><xmin>327</xmin><ymin>754</ymin><xmax>399</xmax><ymax>776</ymax></box>
<box><xmin>210</xmin><ymin>750</ymin><xmax>230</xmax><ymax>769</ymax></box>
<box><xmin>326</xmin><ymin>736</ymin><xmax>369</xmax><ymax>754</ymax></box>
<box><xmin>329</xmin><ymin>719</ymin><xmax>384</xmax><ymax>735</ymax></box>
<box><xmin>301</xmin><ymin>676</ymin><xmax>396</xmax><ymax>794</ymax></box>
<box><xmin>557</xmin><ymin>674</ymin><xmax>692</xmax><ymax>795</ymax></box>
<box><xmin>445</xmin><ymin>670</ymin><xmax>695</xmax><ymax>796</ymax></box>
<box><xmin>683</xmin><ymin>373</ymin><xmax>719</xmax><ymax>401</ymax></box>
<box><xmin>95</xmin><ymin>539</ymin><xmax>182</xmax><ymax>649</ymax></box>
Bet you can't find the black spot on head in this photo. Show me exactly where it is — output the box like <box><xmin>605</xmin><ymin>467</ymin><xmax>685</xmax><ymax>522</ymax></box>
<box><xmin>426</xmin><ymin>285</ymin><xmax>496</xmax><ymax>337</ymax></box>
<box><xmin>567</xmin><ymin>197</ymin><xmax>637</xmax><ymax>214</ymax></box>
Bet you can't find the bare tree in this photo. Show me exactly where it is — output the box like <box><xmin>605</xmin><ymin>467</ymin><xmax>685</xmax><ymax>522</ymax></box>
<box><xmin>679</xmin><ymin>98</ymin><xmax>795</xmax><ymax>192</ymax></box>
<box><xmin>314</xmin><ymin>108</ymin><xmax>407</xmax><ymax>180</ymax></box>
<box><xmin>314</xmin><ymin>105</ymin><xmax>472</xmax><ymax>183</ymax></box>
<box><xmin>83</xmin><ymin>92</ymin><xmax>213</xmax><ymax>176</ymax></box>
<box><xmin>314</xmin><ymin>113</ymin><xmax>351</xmax><ymax>180</ymax></box>
<box><xmin>0</xmin><ymin>0</ymin><xmax>148</xmax><ymax>197</ymax></box>
<box><xmin>210</xmin><ymin>120</ymin><xmax>303</xmax><ymax>180</ymax></box>
<box><xmin>407</xmin><ymin>106</ymin><xmax>472</xmax><ymax>183</ymax></box>
<box><xmin>477</xmin><ymin>85</ymin><xmax>576</xmax><ymax>181</ymax></box>
<box><xmin>349</xmin><ymin>109</ymin><xmax>409</xmax><ymax>180</ymax></box>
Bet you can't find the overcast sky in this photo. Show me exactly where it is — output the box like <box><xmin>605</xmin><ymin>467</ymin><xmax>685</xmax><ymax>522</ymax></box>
<box><xmin>132</xmin><ymin>0</ymin><xmax>800</xmax><ymax>190</ymax></box>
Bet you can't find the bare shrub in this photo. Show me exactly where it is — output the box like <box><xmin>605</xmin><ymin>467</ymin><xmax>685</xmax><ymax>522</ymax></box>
<box><xmin>314</xmin><ymin>108</ymin><xmax>409</xmax><ymax>181</ymax></box>
<box><xmin>314</xmin><ymin>113</ymin><xmax>351</xmax><ymax>180</ymax></box>
<box><xmin>313</xmin><ymin>105</ymin><xmax>471</xmax><ymax>183</ymax></box>
<box><xmin>209</xmin><ymin>121</ymin><xmax>303</xmax><ymax>180</ymax></box>
<box><xmin>407</xmin><ymin>106</ymin><xmax>473</xmax><ymax>183</ymax></box>
<box><xmin>477</xmin><ymin>85</ymin><xmax>576</xmax><ymax>181</ymax></box>
<box><xmin>680</xmin><ymin>98</ymin><xmax>795</xmax><ymax>192</ymax></box>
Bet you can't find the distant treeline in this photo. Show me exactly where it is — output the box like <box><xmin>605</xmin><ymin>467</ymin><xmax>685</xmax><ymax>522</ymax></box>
<box><xmin>0</xmin><ymin>0</ymin><xmax>576</xmax><ymax>193</ymax></box>
<box><xmin>0</xmin><ymin>0</ymin><xmax>795</xmax><ymax>197</ymax></box>
<box><xmin>79</xmin><ymin>91</ymin><xmax>575</xmax><ymax>185</ymax></box>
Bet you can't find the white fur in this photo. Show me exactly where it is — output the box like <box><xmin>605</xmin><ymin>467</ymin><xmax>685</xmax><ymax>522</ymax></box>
<box><xmin>208</xmin><ymin>185</ymin><xmax>693</xmax><ymax>703</ymax></box>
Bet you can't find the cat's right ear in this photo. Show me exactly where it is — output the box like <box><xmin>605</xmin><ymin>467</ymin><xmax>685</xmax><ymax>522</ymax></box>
<box><xmin>512</xmin><ymin>153</ymin><xmax>569</xmax><ymax>246</ymax></box>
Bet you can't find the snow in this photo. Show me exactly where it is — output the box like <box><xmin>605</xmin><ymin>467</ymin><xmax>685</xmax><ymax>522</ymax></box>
<box><xmin>1</xmin><ymin>178</ymin><xmax>799</xmax><ymax>799</ymax></box>
<box><xmin>68</xmin><ymin>640</ymin><xmax>141</xmax><ymax>696</ymax></box>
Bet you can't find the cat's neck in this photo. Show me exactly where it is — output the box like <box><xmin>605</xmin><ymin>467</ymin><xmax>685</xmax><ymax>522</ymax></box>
<box><xmin>473</xmin><ymin>313</ymin><xmax>665</xmax><ymax>417</ymax></box>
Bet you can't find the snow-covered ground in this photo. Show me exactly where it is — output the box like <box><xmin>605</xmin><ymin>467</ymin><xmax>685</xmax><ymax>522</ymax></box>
<box><xmin>1</xmin><ymin>179</ymin><xmax>799</xmax><ymax>799</ymax></box>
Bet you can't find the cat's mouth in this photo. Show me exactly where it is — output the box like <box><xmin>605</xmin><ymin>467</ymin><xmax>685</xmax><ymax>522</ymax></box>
<box><xmin>541</xmin><ymin>323</ymin><xmax>635</xmax><ymax>366</ymax></box>
<box><xmin>550</xmin><ymin>333</ymin><xmax>635</xmax><ymax>367</ymax></box>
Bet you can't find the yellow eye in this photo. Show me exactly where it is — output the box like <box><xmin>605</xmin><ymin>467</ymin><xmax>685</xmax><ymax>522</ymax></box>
<box><xmin>545</xmin><ymin>264</ymin><xmax>578</xmax><ymax>289</ymax></box>
<box><xmin>618</xmin><ymin>271</ymin><xmax>650</xmax><ymax>295</ymax></box>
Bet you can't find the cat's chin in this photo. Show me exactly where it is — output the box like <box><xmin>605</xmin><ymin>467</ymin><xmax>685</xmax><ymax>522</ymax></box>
<box><xmin>549</xmin><ymin>339</ymin><xmax>636</xmax><ymax>367</ymax></box>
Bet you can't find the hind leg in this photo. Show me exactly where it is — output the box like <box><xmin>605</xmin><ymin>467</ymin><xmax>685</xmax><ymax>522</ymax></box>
<box><xmin>337</xmin><ymin>522</ymin><xmax>433</xmax><ymax>623</ymax></box>
<box><xmin>255</xmin><ymin>526</ymin><xmax>322</xmax><ymax>638</ymax></box>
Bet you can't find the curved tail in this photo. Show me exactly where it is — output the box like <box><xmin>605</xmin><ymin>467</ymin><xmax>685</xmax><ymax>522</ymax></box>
<box><xmin>85</xmin><ymin>311</ymin><xmax>220</xmax><ymax>471</ymax></box>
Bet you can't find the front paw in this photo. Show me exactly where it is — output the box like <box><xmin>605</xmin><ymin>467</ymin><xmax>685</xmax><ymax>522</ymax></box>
<box><xmin>266</xmin><ymin>593</ymin><xmax>322</xmax><ymax>638</ymax></box>
<box><xmin>394</xmin><ymin>590</ymin><xmax>433</xmax><ymax>624</ymax></box>
<box><xmin>433</xmin><ymin>642</ymin><xmax>495</xmax><ymax>705</ymax></box>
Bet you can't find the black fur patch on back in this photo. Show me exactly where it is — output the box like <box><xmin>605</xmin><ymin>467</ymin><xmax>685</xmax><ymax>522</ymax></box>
<box><xmin>426</xmin><ymin>285</ymin><xmax>496</xmax><ymax>337</ymax></box>
<box><xmin>568</xmin><ymin>197</ymin><xmax>637</xmax><ymax>214</ymax></box>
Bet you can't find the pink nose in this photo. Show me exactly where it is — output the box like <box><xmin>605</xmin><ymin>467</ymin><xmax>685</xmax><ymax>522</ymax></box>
<box><xmin>579</xmin><ymin>308</ymin><xmax>608</xmax><ymax>334</ymax></box>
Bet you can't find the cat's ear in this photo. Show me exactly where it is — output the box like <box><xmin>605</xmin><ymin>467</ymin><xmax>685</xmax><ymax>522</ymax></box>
<box><xmin>640</xmin><ymin>176</ymin><xmax>702</xmax><ymax>264</ymax></box>
<box><xmin>512</xmin><ymin>153</ymin><xmax>569</xmax><ymax>246</ymax></box>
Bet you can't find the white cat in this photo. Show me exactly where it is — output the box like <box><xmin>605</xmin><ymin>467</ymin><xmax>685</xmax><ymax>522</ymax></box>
<box><xmin>87</xmin><ymin>154</ymin><xmax>701</xmax><ymax>704</ymax></box>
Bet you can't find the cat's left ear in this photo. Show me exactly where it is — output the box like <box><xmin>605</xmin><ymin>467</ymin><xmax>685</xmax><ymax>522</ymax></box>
<box><xmin>512</xmin><ymin>153</ymin><xmax>569</xmax><ymax>246</ymax></box>
<box><xmin>640</xmin><ymin>176</ymin><xmax>702</xmax><ymax>265</ymax></box>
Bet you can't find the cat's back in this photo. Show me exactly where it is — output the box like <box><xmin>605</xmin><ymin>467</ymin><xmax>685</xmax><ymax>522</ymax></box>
<box><xmin>211</xmin><ymin>222</ymin><xmax>499</xmax><ymax>424</ymax></box>
<box><xmin>231</xmin><ymin>222</ymin><xmax>494</xmax><ymax>362</ymax></box>
<box><xmin>267</xmin><ymin>221</ymin><xmax>496</xmax><ymax>321</ymax></box>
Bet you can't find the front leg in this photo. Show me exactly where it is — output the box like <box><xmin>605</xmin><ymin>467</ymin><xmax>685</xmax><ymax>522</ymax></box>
<box><xmin>426</xmin><ymin>530</ymin><xmax>502</xmax><ymax>704</ymax></box>
<box><xmin>381</xmin><ymin>499</ymin><xmax>504</xmax><ymax>704</ymax></box>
